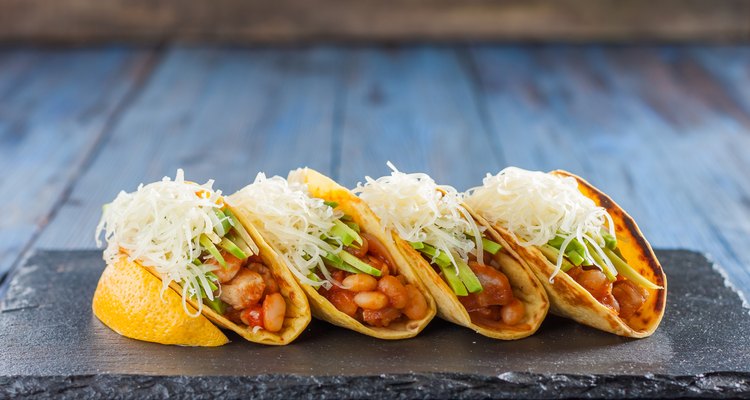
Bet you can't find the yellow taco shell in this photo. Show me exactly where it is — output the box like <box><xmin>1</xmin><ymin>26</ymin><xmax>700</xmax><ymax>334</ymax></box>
<box><xmin>475</xmin><ymin>170</ymin><xmax>667</xmax><ymax>338</ymax></box>
<box><xmin>240</xmin><ymin>167</ymin><xmax>438</xmax><ymax>340</ymax></box>
<box><xmin>159</xmin><ymin>205</ymin><xmax>311</xmax><ymax>345</ymax></box>
<box><xmin>92</xmin><ymin>255</ymin><xmax>229</xmax><ymax>347</ymax></box>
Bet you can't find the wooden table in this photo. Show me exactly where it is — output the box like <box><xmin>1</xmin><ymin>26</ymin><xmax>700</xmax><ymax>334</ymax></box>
<box><xmin>1</xmin><ymin>44</ymin><xmax>749</xmax><ymax>301</ymax></box>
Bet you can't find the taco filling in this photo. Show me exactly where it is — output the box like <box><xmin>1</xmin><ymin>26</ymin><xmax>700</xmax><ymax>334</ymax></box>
<box><xmin>355</xmin><ymin>163</ymin><xmax>525</xmax><ymax>327</ymax></box>
<box><xmin>465</xmin><ymin>167</ymin><xmax>662</xmax><ymax>319</ymax></box>
<box><xmin>95</xmin><ymin>170</ymin><xmax>286</xmax><ymax>333</ymax></box>
<box><xmin>229</xmin><ymin>173</ymin><xmax>429</xmax><ymax>328</ymax></box>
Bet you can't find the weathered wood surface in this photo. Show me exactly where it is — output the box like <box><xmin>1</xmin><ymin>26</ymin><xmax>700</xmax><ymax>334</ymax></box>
<box><xmin>1</xmin><ymin>45</ymin><xmax>749</xmax><ymax>301</ymax></box>
<box><xmin>0</xmin><ymin>47</ymin><xmax>154</xmax><ymax>280</ymax></box>
<box><xmin>1</xmin><ymin>0</ymin><xmax>750</xmax><ymax>43</ymax></box>
<box><xmin>35</xmin><ymin>47</ymin><xmax>343</xmax><ymax>250</ymax></box>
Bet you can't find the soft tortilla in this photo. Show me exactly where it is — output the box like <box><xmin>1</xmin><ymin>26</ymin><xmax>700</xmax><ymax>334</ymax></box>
<box><xmin>475</xmin><ymin>170</ymin><xmax>667</xmax><ymax>338</ymax></box>
<box><xmin>142</xmin><ymin>205</ymin><xmax>311</xmax><ymax>346</ymax></box>
<box><xmin>390</xmin><ymin>201</ymin><xmax>549</xmax><ymax>340</ymax></box>
<box><xmin>239</xmin><ymin>167</ymin><xmax>438</xmax><ymax>340</ymax></box>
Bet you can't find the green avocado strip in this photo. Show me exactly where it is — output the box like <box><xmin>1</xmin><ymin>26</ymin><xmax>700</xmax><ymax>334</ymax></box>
<box><xmin>227</xmin><ymin>232</ymin><xmax>252</xmax><ymax>257</ymax></box>
<box><xmin>339</xmin><ymin>251</ymin><xmax>382</xmax><ymax>277</ymax></box>
<box><xmin>330</xmin><ymin>219</ymin><xmax>363</xmax><ymax>246</ymax></box>
<box><xmin>565</xmin><ymin>248</ymin><xmax>585</xmax><ymax>266</ymax></box>
<box><xmin>481</xmin><ymin>237</ymin><xmax>502</xmax><ymax>255</ymax></box>
<box><xmin>200</xmin><ymin>234</ymin><xmax>226</xmax><ymax>268</ymax></box>
<box><xmin>418</xmin><ymin>243</ymin><xmax>452</xmax><ymax>267</ymax></box>
<box><xmin>437</xmin><ymin>262</ymin><xmax>468</xmax><ymax>296</ymax></box>
<box><xmin>409</xmin><ymin>241</ymin><xmax>425</xmax><ymax>250</ymax></box>
<box><xmin>602</xmin><ymin>232</ymin><xmax>617</xmax><ymax>250</ymax></box>
<box><xmin>603</xmin><ymin>248</ymin><xmax>663</xmax><ymax>290</ymax></box>
<box><xmin>224</xmin><ymin>211</ymin><xmax>257</xmax><ymax>256</ymax></box>
<box><xmin>344</xmin><ymin>221</ymin><xmax>361</xmax><ymax>233</ymax></box>
<box><xmin>538</xmin><ymin>245</ymin><xmax>576</xmax><ymax>273</ymax></box>
<box><xmin>213</xmin><ymin>209</ymin><xmax>232</xmax><ymax>237</ymax></box>
<box><xmin>322</xmin><ymin>251</ymin><xmax>359</xmax><ymax>274</ymax></box>
<box><xmin>219</xmin><ymin>237</ymin><xmax>247</xmax><ymax>260</ymax></box>
<box><xmin>203</xmin><ymin>296</ymin><xmax>227</xmax><ymax>314</ymax></box>
<box><xmin>455</xmin><ymin>257</ymin><xmax>483</xmax><ymax>293</ymax></box>
<box><xmin>585</xmin><ymin>242</ymin><xmax>617</xmax><ymax>282</ymax></box>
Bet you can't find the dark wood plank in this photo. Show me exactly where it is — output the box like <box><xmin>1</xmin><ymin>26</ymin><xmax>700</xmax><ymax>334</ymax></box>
<box><xmin>1</xmin><ymin>0</ymin><xmax>750</xmax><ymax>43</ymax></box>
<box><xmin>336</xmin><ymin>47</ymin><xmax>501</xmax><ymax>189</ymax></box>
<box><xmin>468</xmin><ymin>45</ymin><xmax>750</xmax><ymax>295</ymax></box>
<box><xmin>36</xmin><ymin>46</ymin><xmax>343</xmax><ymax>249</ymax></box>
<box><xmin>0</xmin><ymin>47</ymin><xmax>154</xmax><ymax>278</ymax></box>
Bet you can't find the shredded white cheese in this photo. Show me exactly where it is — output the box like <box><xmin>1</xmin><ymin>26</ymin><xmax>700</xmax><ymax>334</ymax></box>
<box><xmin>228</xmin><ymin>172</ymin><xmax>344</xmax><ymax>288</ymax></box>
<box><xmin>95</xmin><ymin>169</ymin><xmax>227</xmax><ymax>317</ymax></box>
<box><xmin>353</xmin><ymin>162</ymin><xmax>484</xmax><ymax>269</ymax></box>
<box><xmin>464</xmin><ymin>167</ymin><xmax>616</xmax><ymax>280</ymax></box>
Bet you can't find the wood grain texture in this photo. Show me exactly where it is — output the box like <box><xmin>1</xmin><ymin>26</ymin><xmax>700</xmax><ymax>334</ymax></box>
<box><xmin>35</xmin><ymin>46</ymin><xmax>343</xmax><ymax>249</ymax></box>
<box><xmin>467</xmin><ymin>45</ymin><xmax>750</xmax><ymax>295</ymax></box>
<box><xmin>0</xmin><ymin>47</ymin><xmax>153</xmax><ymax>278</ymax></box>
<box><xmin>1</xmin><ymin>0</ymin><xmax>749</xmax><ymax>43</ymax></box>
<box><xmin>1</xmin><ymin>45</ymin><xmax>748</xmax><ymax>300</ymax></box>
<box><xmin>335</xmin><ymin>47</ymin><xmax>500</xmax><ymax>189</ymax></box>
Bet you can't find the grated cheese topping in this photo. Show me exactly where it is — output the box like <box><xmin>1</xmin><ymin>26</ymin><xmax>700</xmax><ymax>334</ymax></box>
<box><xmin>95</xmin><ymin>169</ymin><xmax>226</xmax><ymax>316</ymax></box>
<box><xmin>464</xmin><ymin>167</ymin><xmax>616</xmax><ymax>280</ymax></box>
<box><xmin>228</xmin><ymin>172</ymin><xmax>344</xmax><ymax>287</ymax></box>
<box><xmin>353</xmin><ymin>162</ymin><xmax>485</xmax><ymax>269</ymax></box>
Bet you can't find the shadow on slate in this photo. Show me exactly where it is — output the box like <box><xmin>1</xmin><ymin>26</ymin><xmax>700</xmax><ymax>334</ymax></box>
<box><xmin>0</xmin><ymin>250</ymin><xmax>748</xmax><ymax>399</ymax></box>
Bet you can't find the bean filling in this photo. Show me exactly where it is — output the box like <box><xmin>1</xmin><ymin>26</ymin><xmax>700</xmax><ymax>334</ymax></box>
<box><xmin>208</xmin><ymin>252</ymin><xmax>287</xmax><ymax>332</ymax></box>
<box><xmin>450</xmin><ymin>256</ymin><xmax>525</xmax><ymax>326</ymax></box>
<box><xmin>568</xmin><ymin>266</ymin><xmax>649</xmax><ymax>318</ymax></box>
<box><xmin>319</xmin><ymin>233</ymin><xmax>429</xmax><ymax>327</ymax></box>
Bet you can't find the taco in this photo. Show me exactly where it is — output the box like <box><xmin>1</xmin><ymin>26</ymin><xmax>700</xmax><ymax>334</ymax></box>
<box><xmin>464</xmin><ymin>167</ymin><xmax>666</xmax><ymax>338</ymax></box>
<box><xmin>354</xmin><ymin>163</ymin><xmax>549</xmax><ymax>340</ymax></box>
<box><xmin>227</xmin><ymin>168</ymin><xmax>436</xmax><ymax>339</ymax></box>
<box><xmin>93</xmin><ymin>170</ymin><xmax>311</xmax><ymax>346</ymax></box>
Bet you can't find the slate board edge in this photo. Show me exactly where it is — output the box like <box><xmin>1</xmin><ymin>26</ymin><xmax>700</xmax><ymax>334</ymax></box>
<box><xmin>705</xmin><ymin>251</ymin><xmax>750</xmax><ymax>313</ymax></box>
<box><xmin>2</xmin><ymin>372</ymin><xmax>750</xmax><ymax>399</ymax></box>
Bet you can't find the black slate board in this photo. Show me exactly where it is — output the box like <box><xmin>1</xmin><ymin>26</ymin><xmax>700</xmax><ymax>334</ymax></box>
<box><xmin>0</xmin><ymin>250</ymin><xmax>748</xmax><ymax>399</ymax></box>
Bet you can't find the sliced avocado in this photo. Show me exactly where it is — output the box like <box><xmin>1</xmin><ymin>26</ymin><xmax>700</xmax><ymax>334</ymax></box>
<box><xmin>409</xmin><ymin>241</ymin><xmax>425</xmax><ymax>250</ymax></box>
<box><xmin>321</xmin><ymin>251</ymin><xmax>360</xmax><ymax>274</ymax></box>
<box><xmin>306</xmin><ymin>270</ymin><xmax>322</xmax><ymax>283</ymax></box>
<box><xmin>481</xmin><ymin>237</ymin><xmax>502</xmax><ymax>255</ymax></box>
<box><xmin>547</xmin><ymin>236</ymin><xmax>565</xmax><ymax>249</ymax></box>
<box><xmin>324</xmin><ymin>200</ymin><xmax>339</xmax><ymax>208</ymax></box>
<box><xmin>455</xmin><ymin>257</ymin><xmax>483</xmax><ymax>293</ymax></box>
<box><xmin>203</xmin><ymin>296</ymin><xmax>227</xmax><ymax>314</ymax></box>
<box><xmin>548</xmin><ymin>235</ymin><xmax>586</xmax><ymax>257</ymax></box>
<box><xmin>206</xmin><ymin>272</ymin><xmax>219</xmax><ymax>291</ymax></box>
<box><xmin>437</xmin><ymin>262</ymin><xmax>468</xmax><ymax>296</ymax></box>
<box><xmin>418</xmin><ymin>243</ymin><xmax>452</xmax><ymax>267</ymax></box>
<box><xmin>344</xmin><ymin>220</ymin><xmax>361</xmax><ymax>233</ymax></box>
<box><xmin>565</xmin><ymin>248</ymin><xmax>585</xmax><ymax>266</ymax></box>
<box><xmin>224</xmin><ymin>211</ymin><xmax>257</xmax><ymax>256</ymax></box>
<box><xmin>330</xmin><ymin>219</ymin><xmax>363</xmax><ymax>247</ymax></box>
<box><xmin>585</xmin><ymin>242</ymin><xmax>617</xmax><ymax>282</ymax></box>
<box><xmin>538</xmin><ymin>244</ymin><xmax>576</xmax><ymax>273</ymax></box>
<box><xmin>227</xmin><ymin>232</ymin><xmax>252</xmax><ymax>257</ymax></box>
<box><xmin>200</xmin><ymin>234</ymin><xmax>226</xmax><ymax>268</ymax></box>
<box><xmin>339</xmin><ymin>251</ymin><xmax>382</xmax><ymax>277</ymax></box>
<box><xmin>213</xmin><ymin>209</ymin><xmax>232</xmax><ymax>237</ymax></box>
<box><xmin>603</xmin><ymin>248</ymin><xmax>662</xmax><ymax>290</ymax></box>
<box><xmin>219</xmin><ymin>237</ymin><xmax>247</xmax><ymax>260</ymax></box>
<box><xmin>602</xmin><ymin>232</ymin><xmax>617</xmax><ymax>250</ymax></box>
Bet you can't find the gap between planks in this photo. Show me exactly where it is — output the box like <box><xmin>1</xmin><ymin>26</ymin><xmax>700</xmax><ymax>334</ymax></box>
<box><xmin>0</xmin><ymin>47</ymin><xmax>164</xmax><ymax>294</ymax></box>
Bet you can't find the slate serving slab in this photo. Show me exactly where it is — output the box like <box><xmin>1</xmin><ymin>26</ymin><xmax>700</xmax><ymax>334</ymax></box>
<box><xmin>0</xmin><ymin>250</ymin><xmax>748</xmax><ymax>399</ymax></box>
